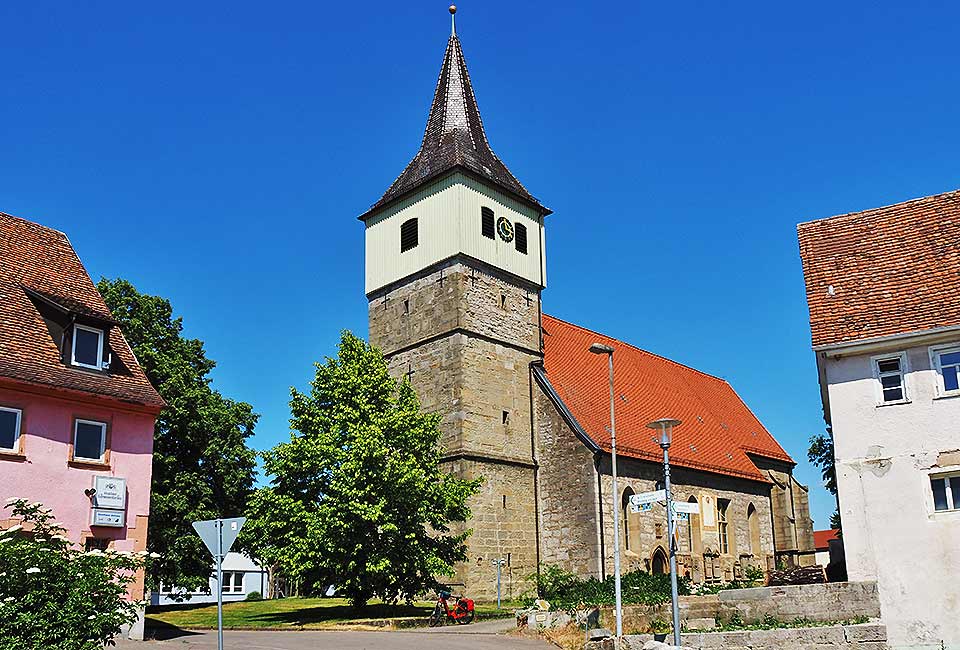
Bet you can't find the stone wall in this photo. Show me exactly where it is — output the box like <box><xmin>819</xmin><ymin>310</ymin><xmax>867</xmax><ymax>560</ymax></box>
<box><xmin>535</xmin><ymin>386</ymin><xmax>602</xmax><ymax>578</ymax></box>
<box><xmin>600</xmin><ymin>582</ymin><xmax>881</xmax><ymax>632</ymax></box>
<box><xmin>448</xmin><ymin>457</ymin><xmax>538</xmax><ymax>600</ymax></box>
<box><xmin>595</xmin><ymin>456</ymin><xmax>775</xmax><ymax>583</ymax></box>
<box><xmin>587</xmin><ymin>623</ymin><xmax>889</xmax><ymax>650</ymax></box>
<box><xmin>368</xmin><ymin>259</ymin><xmax>541</xmax><ymax>600</ymax></box>
<box><xmin>751</xmin><ymin>455</ymin><xmax>818</xmax><ymax>567</ymax></box>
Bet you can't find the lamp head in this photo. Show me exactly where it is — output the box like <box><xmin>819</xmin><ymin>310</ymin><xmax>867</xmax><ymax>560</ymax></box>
<box><xmin>589</xmin><ymin>343</ymin><xmax>614</xmax><ymax>355</ymax></box>
<box><xmin>646</xmin><ymin>418</ymin><xmax>682</xmax><ymax>448</ymax></box>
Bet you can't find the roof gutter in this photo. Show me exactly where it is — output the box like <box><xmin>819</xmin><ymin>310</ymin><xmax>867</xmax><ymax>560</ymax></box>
<box><xmin>814</xmin><ymin>323</ymin><xmax>960</xmax><ymax>357</ymax></box>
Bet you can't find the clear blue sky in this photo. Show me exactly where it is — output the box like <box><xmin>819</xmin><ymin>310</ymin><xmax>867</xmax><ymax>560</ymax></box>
<box><xmin>3</xmin><ymin>2</ymin><xmax>959</xmax><ymax>530</ymax></box>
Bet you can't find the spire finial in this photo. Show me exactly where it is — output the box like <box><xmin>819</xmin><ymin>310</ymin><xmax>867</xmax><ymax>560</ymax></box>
<box><xmin>449</xmin><ymin>4</ymin><xmax>457</xmax><ymax>36</ymax></box>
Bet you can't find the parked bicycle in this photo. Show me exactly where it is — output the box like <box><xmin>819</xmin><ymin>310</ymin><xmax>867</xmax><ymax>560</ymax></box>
<box><xmin>428</xmin><ymin>589</ymin><xmax>475</xmax><ymax>626</ymax></box>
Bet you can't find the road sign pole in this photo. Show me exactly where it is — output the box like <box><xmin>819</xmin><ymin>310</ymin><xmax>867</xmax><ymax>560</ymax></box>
<box><xmin>217</xmin><ymin>519</ymin><xmax>223</xmax><ymax>650</ymax></box>
<box><xmin>663</xmin><ymin>447</ymin><xmax>681</xmax><ymax>647</ymax></box>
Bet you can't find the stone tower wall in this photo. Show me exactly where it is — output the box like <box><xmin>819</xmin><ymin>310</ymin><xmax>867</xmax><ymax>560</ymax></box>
<box><xmin>368</xmin><ymin>259</ymin><xmax>541</xmax><ymax>599</ymax></box>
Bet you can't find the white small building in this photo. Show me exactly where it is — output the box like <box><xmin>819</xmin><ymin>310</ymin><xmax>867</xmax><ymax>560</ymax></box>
<box><xmin>151</xmin><ymin>553</ymin><xmax>269</xmax><ymax>606</ymax></box>
<box><xmin>798</xmin><ymin>189</ymin><xmax>960</xmax><ymax>650</ymax></box>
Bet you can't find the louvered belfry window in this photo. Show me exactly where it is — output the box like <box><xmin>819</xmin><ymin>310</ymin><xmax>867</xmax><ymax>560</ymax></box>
<box><xmin>400</xmin><ymin>218</ymin><xmax>418</xmax><ymax>252</ymax></box>
<box><xmin>481</xmin><ymin>207</ymin><xmax>495</xmax><ymax>239</ymax></box>
<box><xmin>515</xmin><ymin>222</ymin><xmax>528</xmax><ymax>254</ymax></box>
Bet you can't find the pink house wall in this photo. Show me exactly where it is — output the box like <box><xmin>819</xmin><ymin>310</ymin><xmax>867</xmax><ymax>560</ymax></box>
<box><xmin>0</xmin><ymin>384</ymin><xmax>155</xmax><ymax>554</ymax></box>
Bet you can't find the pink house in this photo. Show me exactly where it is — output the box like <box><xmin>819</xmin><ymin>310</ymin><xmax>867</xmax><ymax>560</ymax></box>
<box><xmin>0</xmin><ymin>211</ymin><xmax>163</xmax><ymax>605</ymax></box>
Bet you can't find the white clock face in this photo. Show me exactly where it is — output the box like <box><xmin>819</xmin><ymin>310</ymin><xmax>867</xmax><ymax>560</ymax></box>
<box><xmin>496</xmin><ymin>216</ymin><xmax>514</xmax><ymax>242</ymax></box>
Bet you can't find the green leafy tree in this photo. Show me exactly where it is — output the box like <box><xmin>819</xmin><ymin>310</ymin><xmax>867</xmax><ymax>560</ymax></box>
<box><xmin>808</xmin><ymin>426</ymin><xmax>842</xmax><ymax>530</ymax></box>
<box><xmin>244</xmin><ymin>331</ymin><xmax>479</xmax><ymax>608</ymax></box>
<box><xmin>97</xmin><ymin>278</ymin><xmax>258</xmax><ymax>592</ymax></box>
<box><xmin>0</xmin><ymin>499</ymin><xmax>148</xmax><ymax>650</ymax></box>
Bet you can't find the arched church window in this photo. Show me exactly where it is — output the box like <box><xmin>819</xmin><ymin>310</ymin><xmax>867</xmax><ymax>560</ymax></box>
<box><xmin>621</xmin><ymin>487</ymin><xmax>634</xmax><ymax>551</ymax></box>
<box><xmin>747</xmin><ymin>503</ymin><xmax>761</xmax><ymax>555</ymax></box>
<box><xmin>481</xmin><ymin>207</ymin><xmax>495</xmax><ymax>239</ymax></box>
<box><xmin>515</xmin><ymin>223</ymin><xmax>528</xmax><ymax>254</ymax></box>
<box><xmin>718</xmin><ymin>499</ymin><xmax>731</xmax><ymax>554</ymax></box>
<box><xmin>400</xmin><ymin>218</ymin><xmax>418</xmax><ymax>252</ymax></box>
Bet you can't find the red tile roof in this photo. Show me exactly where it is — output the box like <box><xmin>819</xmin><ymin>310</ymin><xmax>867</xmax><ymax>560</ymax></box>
<box><xmin>541</xmin><ymin>315</ymin><xmax>793</xmax><ymax>483</ymax></box>
<box><xmin>813</xmin><ymin>528</ymin><xmax>839</xmax><ymax>551</ymax></box>
<box><xmin>0</xmin><ymin>212</ymin><xmax>164</xmax><ymax>410</ymax></box>
<box><xmin>798</xmin><ymin>189</ymin><xmax>960</xmax><ymax>348</ymax></box>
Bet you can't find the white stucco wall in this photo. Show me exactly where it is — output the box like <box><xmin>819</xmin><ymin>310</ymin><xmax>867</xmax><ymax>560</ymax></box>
<box><xmin>364</xmin><ymin>172</ymin><xmax>545</xmax><ymax>294</ymax></box>
<box><xmin>824</xmin><ymin>337</ymin><xmax>960</xmax><ymax>650</ymax></box>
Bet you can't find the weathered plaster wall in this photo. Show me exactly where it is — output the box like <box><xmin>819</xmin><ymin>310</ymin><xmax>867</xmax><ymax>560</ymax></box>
<box><xmin>825</xmin><ymin>339</ymin><xmax>960</xmax><ymax>650</ymax></box>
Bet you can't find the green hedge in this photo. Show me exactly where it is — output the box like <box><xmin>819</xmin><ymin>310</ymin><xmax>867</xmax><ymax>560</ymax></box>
<box><xmin>526</xmin><ymin>565</ymin><xmax>690</xmax><ymax>610</ymax></box>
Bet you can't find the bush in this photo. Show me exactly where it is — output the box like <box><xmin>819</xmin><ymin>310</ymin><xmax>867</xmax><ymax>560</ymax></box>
<box><xmin>0</xmin><ymin>499</ymin><xmax>148</xmax><ymax>650</ymax></box>
<box><xmin>245</xmin><ymin>590</ymin><xmax>263</xmax><ymax>601</ymax></box>
<box><xmin>524</xmin><ymin>564</ymin><xmax>690</xmax><ymax>609</ymax></box>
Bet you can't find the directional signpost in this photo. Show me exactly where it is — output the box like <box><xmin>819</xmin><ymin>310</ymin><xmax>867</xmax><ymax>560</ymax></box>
<box><xmin>672</xmin><ymin>501</ymin><xmax>700</xmax><ymax>515</ymax></box>
<box><xmin>629</xmin><ymin>489</ymin><xmax>666</xmax><ymax>507</ymax></box>
<box><xmin>193</xmin><ymin>517</ymin><xmax>245</xmax><ymax>650</ymax></box>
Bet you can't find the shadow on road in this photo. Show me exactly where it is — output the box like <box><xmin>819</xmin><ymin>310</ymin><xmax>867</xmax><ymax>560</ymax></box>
<box><xmin>145</xmin><ymin>620</ymin><xmax>203</xmax><ymax>641</ymax></box>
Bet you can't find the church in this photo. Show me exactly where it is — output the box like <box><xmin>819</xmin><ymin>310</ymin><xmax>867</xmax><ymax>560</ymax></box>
<box><xmin>359</xmin><ymin>7</ymin><xmax>815</xmax><ymax>599</ymax></box>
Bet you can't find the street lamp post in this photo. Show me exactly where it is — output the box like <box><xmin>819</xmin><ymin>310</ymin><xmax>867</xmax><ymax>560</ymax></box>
<box><xmin>647</xmin><ymin>418</ymin><xmax>683</xmax><ymax>647</ymax></box>
<box><xmin>588</xmin><ymin>342</ymin><xmax>622</xmax><ymax>639</ymax></box>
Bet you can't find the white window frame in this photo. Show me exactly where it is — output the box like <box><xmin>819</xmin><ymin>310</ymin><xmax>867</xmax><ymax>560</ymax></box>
<box><xmin>871</xmin><ymin>351</ymin><xmax>910</xmax><ymax>406</ymax></box>
<box><xmin>929</xmin><ymin>344</ymin><xmax>960</xmax><ymax>398</ymax></box>
<box><xmin>0</xmin><ymin>406</ymin><xmax>22</xmax><ymax>452</ymax></box>
<box><xmin>927</xmin><ymin>467</ymin><xmax>960</xmax><ymax>515</ymax></box>
<box><xmin>221</xmin><ymin>571</ymin><xmax>244</xmax><ymax>594</ymax></box>
<box><xmin>71</xmin><ymin>324</ymin><xmax>104</xmax><ymax>370</ymax></box>
<box><xmin>73</xmin><ymin>419</ymin><xmax>106</xmax><ymax>462</ymax></box>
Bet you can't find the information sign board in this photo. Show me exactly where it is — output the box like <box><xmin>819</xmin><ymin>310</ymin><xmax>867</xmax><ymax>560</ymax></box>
<box><xmin>93</xmin><ymin>476</ymin><xmax>127</xmax><ymax>510</ymax></box>
<box><xmin>91</xmin><ymin>508</ymin><xmax>125</xmax><ymax>528</ymax></box>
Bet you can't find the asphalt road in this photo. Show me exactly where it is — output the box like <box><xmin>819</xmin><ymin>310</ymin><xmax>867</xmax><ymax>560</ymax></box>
<box><xmin>115</xmin><ymin>620</ymin><xmax>552</xmax><ymax>650</ymax></box>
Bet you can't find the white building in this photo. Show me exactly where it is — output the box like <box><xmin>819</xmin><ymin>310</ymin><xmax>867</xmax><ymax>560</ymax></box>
<box><xmin>151</xmin><ymin>553</ymin><xmax>269</xmax><ymax>606</ymax></box>
<box><xmin>798</xmin><ymin>189</ymin><xmax>960</xmax><ymax>650</ymax></box>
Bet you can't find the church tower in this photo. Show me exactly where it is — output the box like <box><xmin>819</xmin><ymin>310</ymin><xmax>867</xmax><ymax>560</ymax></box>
<box><xmin>360</xmin><ymin>7</ymin><xmax>550</xmax><ymax>597</ymax></box>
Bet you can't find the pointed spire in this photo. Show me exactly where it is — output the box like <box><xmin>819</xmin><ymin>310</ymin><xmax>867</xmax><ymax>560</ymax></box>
<box><xmin>361</xmin><ymin>8</ymin><xmax>549</xmax><ymax>219</ymax></box>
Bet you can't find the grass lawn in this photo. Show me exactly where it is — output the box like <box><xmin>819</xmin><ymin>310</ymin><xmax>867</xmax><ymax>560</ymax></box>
<box><xmin>146</xmin><ymin>597</ymin><xmax>523</xmax><ymax>631</ymax></box>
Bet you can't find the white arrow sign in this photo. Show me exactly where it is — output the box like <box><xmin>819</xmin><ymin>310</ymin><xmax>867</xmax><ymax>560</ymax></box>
<box><xmin>673</xmin><ymin>501</ymin><xmax>700</xmax><ymax>515</ymax></box>
<box><xmin>630</xmin><ymin>490</ymin><xmax>666</xmax><ymax>506</ymax></box>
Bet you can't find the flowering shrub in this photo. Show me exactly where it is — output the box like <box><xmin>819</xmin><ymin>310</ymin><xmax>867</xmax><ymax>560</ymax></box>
<box><xmin>0</xmin><ymin>498</ymin><xmax>149</xmax><ymax>650</ymax></box>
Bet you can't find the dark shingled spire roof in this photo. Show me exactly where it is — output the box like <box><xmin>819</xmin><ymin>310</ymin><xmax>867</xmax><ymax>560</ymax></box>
<box><xmin>361</xmin><ymin>33</ymin><xmax>549</xmax><ymax>219</ymax></box>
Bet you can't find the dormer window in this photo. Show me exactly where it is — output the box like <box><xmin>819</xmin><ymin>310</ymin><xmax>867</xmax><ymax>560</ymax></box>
<box><xmin>72</xmin><ymin>324</ymin><xmax>104</xmax><ymax>370</ymax></box>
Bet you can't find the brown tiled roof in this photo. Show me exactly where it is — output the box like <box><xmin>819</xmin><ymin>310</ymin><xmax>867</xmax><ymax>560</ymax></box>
<box><xmin>0</xmin><ymin>211</ymin><xmax>164</xmax><ymax>410</ymax></box>
<box><xmin>798</xmin><ymin>189</ymin><xmax>960</xmax><ymax>348</ymax></box>
<box><xmin>360</xmin><ymin>33</ymin><xmax>549</xmax><ymax>219</ymax></box>
<box><xmin>542</xmin><ymin>315</ymin><xmax>793</xmax><ymax>483</ymax></box>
